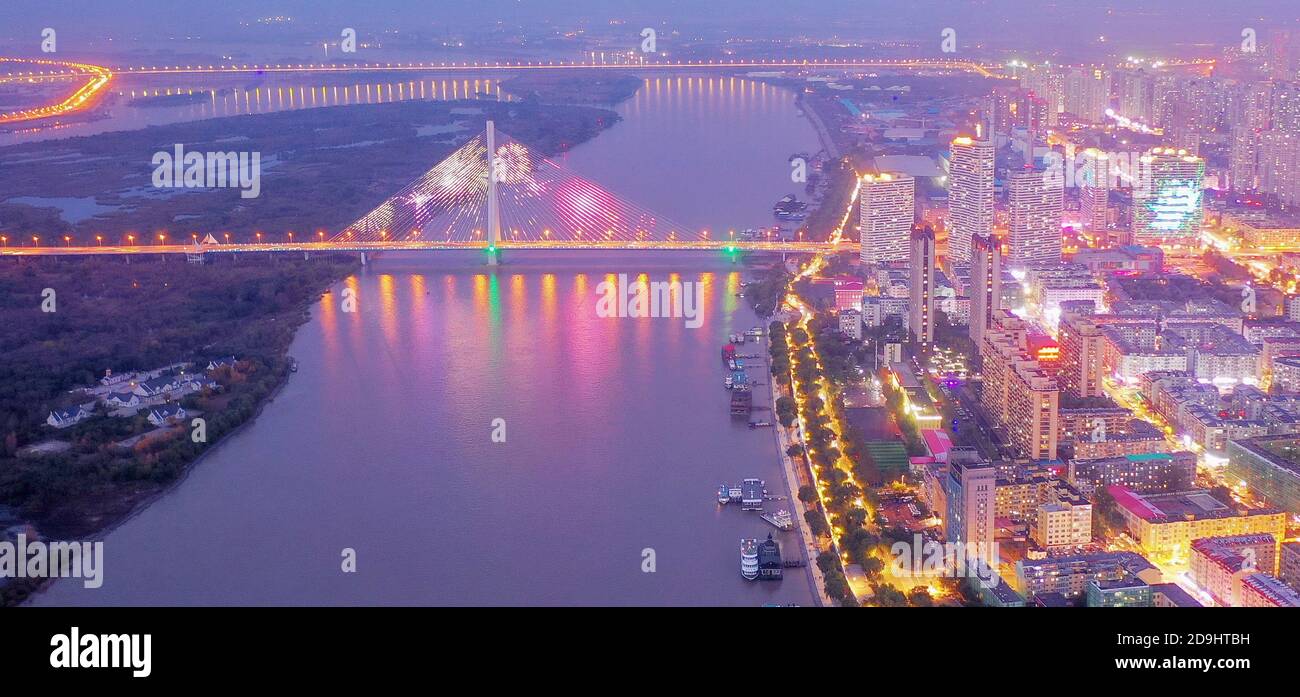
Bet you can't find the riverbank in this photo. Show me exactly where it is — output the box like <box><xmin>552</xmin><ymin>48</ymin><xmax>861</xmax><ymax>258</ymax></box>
<box><xmin>767</xmin><ymin>334</ymin><xmax>834</xmax><ymax>608</ymax></box>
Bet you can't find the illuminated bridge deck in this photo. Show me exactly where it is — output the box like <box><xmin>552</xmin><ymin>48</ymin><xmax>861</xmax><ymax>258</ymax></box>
<box><xmin>0</xmin><ymin>240</ymin><xmax>839</xmax><ymax>258</ymax></box>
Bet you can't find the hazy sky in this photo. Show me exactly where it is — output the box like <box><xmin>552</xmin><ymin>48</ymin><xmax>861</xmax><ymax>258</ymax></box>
<box><xmin>1</xmin><ymin>1</ymin><xmax>1297</xmax><ymax>52</ymax></box>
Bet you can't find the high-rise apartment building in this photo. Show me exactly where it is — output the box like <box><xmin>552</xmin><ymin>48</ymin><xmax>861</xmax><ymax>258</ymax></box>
<box><xmin>1228</xmin><ymin>81</ymin><xmax>1275</xmax><ymax>192</ymax></box>
<box><xmin>1259</xmin><ymin>130</ymin><xmax>1300</xmax><ymax>207</ymax></box>
<box><xmin>945</xmin><ymin>448</ymin><xmax>997</xmax><ymax>564</ymax></box>
<box><xmin>1116</xmin><ymin>69</ymin><xmax>1154</xmax><ymax>125</ymax></box>
<box><xmin>1007</xmin><ymin>169</ymin><xmax>1063</xmax><ymax>265</ymax></box>
<box><xmin>1058</xmin><ymin>311</ymin><xmax>1105</xmax><ymax>399</ymax></box>
<box><xmin>859</xmin><ymin>173</ymin><xmax>916</xmax><ymax>264</ymax></box>
<box><xmin>947</xmin><ymin>137</ymin><xmax>995</xmax><ymax>263</ymax></box>
<box><xmin>980</xmin><ymin>311</ymin><xmax>1060</xmax><ymax>461</ymax></box>
<box><xmin>909</xmin><ymin>225</ymin><xmax>937</xmax><ymax>347</ymax></box>
<box><xmin>1021</xmin><ymin>65</ymin><xmax>1064</xmax><ymax>126</ymax></box>
<box><xmin>1079</xmin><ymin>149</ymin><xmax>1110</xmax><ymax>238</ymax></box>
<box><xmin>1132</xmin><ymin>148</ymin><xmax>1205</xmax><ymax>243</ymax></box>
<box><xmin>1065</xmin><ymin>67</ymin><xmax>1111</xmax><ymax>123</ymax></box>
<box><xmin>969</xmin><ymin>233</ymin><xmax>1002</xmax><ymax>347</ymax></box>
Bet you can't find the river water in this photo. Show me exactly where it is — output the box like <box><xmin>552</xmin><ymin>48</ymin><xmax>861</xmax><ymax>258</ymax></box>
<box><xmin>32</xmin><ymin>75</ymin><xmax>823</xmax><ymax>606</ymax></box>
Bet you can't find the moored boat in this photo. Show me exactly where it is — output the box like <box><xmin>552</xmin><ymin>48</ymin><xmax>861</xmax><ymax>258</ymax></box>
<box><xmin>741</xmin><ymin>539</ymin><xmax>759</xmax><ymax>580</ymax></box>
<box><xmin>760</xmin><ymin>509</ymin><xmax>794</xmax><ymax>530</ymax></box>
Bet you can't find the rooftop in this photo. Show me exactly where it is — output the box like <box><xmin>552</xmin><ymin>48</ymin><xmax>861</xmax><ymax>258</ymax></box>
<box><xmin>1108</xmin><ymin>486</ymin><xmax>1279</xmax><ymax>523</ymax></box>
<box><xmin>1229</xmin><ymin>436</ymin><xmax>1300</xmax><ymax>478</ymax></box>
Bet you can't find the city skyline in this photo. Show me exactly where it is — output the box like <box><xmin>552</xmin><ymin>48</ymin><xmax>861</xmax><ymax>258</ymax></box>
<box><xmin>4</xmin><ymin>0</ymin><xmax>1300</xmax><ymax>646</ymax></box>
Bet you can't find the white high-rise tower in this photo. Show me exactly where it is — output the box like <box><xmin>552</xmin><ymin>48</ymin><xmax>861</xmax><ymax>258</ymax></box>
<box><xmin>947</xmin><ymin>137</ymin><xmax>995</xmax><ymax>263</ymax></box>
<box><xmin>1007</xmin><ymin>169</ymin><xmax>1063</xmax><ymax>266</ymax></box>
<box><xmin>858</xmin><ymin>173</ymin><xmax>916</xmax><ymax>265</ymax></box>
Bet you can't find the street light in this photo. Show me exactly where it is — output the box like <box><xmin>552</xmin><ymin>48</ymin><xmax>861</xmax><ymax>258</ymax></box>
<box><xmin>31</xmin><ymin>235</ymin><xmax>39</xmax><ymax>247</ymax></box>
<box><xmin>96</xmin><ymin>235</ymin><xmax>103</xmax><ymax>246</ymax></box>
<box><xmin>126</xmin><ymin>234</ymin><xmax>135</xmax><ymax>245</ymax></box>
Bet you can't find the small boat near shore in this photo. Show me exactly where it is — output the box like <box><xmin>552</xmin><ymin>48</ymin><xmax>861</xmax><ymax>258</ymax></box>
<box><xmin>761</xmin><ymin>509</ymin><xmax>793</xmax><ymax>530</ymax></box>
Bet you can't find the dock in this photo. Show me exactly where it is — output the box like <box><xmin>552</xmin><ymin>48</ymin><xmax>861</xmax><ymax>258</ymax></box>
<box><xmin>717</xmin><ymin>478</ymin><xmax>768</xmax><ymax>510</ymax></box>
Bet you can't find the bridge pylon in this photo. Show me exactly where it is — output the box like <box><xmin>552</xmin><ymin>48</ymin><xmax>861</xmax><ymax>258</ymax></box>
<box><xmin>485</xmin><ymin>120</ymin><xmax>501</xmax><ymax>266</ymax></box>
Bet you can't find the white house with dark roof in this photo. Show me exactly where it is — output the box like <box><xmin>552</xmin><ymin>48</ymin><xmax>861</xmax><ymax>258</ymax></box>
<box><xmin>46</xmin><ymin>404</ymin><xmax>93</xmax><ymax>429</ymax></box>
<box><xmin>206</xmin><ymin>356</ymin><xmax>237</xmax><ymax>372</ymax></box>
<box><xmin>133</xmin><ymin>375</ymin><xmax>183</xmax><ymax>398</ymax></box>
<box><xmin>103</xmin><ymin>392</ymin><xmax>141</xmax><ymax>410</ymax></box>
<box><xmin>99</xmin><ymin>369</ymin><xmax>133</xmax><ymax>388</ymax></box>
<box><xmin>146</xmin><ymin>404</ymin><xmax>187</xmax><ymax>427</ymax></box>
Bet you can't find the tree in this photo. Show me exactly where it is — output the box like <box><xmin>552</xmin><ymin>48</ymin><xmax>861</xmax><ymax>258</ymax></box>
<box><xmin>805</xmin><ymin>510</ymin><xmax>830</xmax><ymax>538</ymax></box>
<box><xmin>797</xmin><ymin>485</ymin><xmax>819</xmax><ymax>505</ymax></box>
<box><xmin>775</xmin><ymin>396</ymin><xmax>798</xmax><ymax>427</ymax></box>
<box><xmin>1093</xmin><ymin>485</ymin><xmax>1127</xmax><ymax>534</ymax></box>
<box><xmin>907</xmin><ymin>587</ymin><xmax>934</xmax><ymax>607</ymax></box>
<box><xmin>816</xmin><ymin>549</ymin><xmax>840</xmax><ymax>574</ymax></box>
<box><xmin>859</xmin><ymin>556</ymin><xmax>885</xmax><ymax>580</ymax></box>
<box><xmin>824</xmin><ymin>570</ymin><xmax>851</xmax><ymax>601</ymax></box>
<box><xmin>870</xmin><ymin>585</ymin><xmax>909</xmax><ymax>607</ymax></box>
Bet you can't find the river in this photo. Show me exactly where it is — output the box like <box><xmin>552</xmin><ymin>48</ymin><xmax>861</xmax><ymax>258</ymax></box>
<box><xmin>31</xmin><ymin>74</ymin><xmax>823</xmax><ymax>606</ymax></box>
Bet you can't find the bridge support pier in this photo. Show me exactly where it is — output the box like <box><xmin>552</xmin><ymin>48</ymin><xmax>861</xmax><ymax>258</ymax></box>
<box><xmin>360</xmin><ymin>252</ymin><xmax>367</xmax><ymax>267</ymax></box>
<box><xmin>486</xmin><ymin>120</ymin><xmax>501</xmax><ymax>267</ymax></box>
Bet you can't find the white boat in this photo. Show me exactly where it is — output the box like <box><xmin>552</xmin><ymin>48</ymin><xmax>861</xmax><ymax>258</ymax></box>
<box><xmin>717</xmin><ymin>485</ymin><xmax>730</xmax><ymax>505</ymax></box>
<box><xmin>741</xmin><ymin>539</ymin><xmax>759</xmax><ymax>580</ymax></box>
<box><xmin>724</xmin><ymin>376</ymin><xmax>733</xmax><ymax>389</ymax></box>
<box><xmin>761</xmin><ymin>509</ymin><xmax>794</xmax><ymax>530</ymax></box>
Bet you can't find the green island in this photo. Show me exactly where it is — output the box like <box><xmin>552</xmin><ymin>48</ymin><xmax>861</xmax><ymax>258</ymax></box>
<box><xmin>499</xmin><ymin>71</ymin><xmax>643</xmax><ymax>105</ymax></box>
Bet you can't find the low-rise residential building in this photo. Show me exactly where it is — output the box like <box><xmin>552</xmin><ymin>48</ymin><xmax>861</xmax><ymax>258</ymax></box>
<box><xmin>1015</xmin><ymin>551</ymin><xmax>1157</xmax><ymax>599</ymax></box>
<box><xmin>1035</xmin><ymin>497</ymin><xmax>1094</xmax><ymax>549</ymax></box>
<box><xmin>1067</xmin><ymin>451</ymin><xmax>1197</xmax><ymax>495</ymax></box>
<box><xmin>133</xmin><ymin>375</ymin><xmax>184</xmax><ymax>399</ymax></box>
<box><xmin>1070</xmin><ymin>420</ymin><xmax>1169</xmax><ymax>460</ymax></box>
<box><xmin>99</xmin><ymin>369</ymin><xmax>132</xmax><ymax>388</ymax></box>
<box><xmin>1270</xmin><ymin>355</ymin><xmax>1300</xmax><ymax>392</ymax></box>
<box><xmin>1108</xmin><ymin>487</ymin><xmax>1288</xmax><ymax>565</ymax></box>
<box><xmin>1237</xmin><ymin>573</ymin><xmax>1300</xmax><ymax>607</ymax></box>
<box><xmin>1149</xmin><ymin>582</ymin><xmax>1204</xmax><ymax>607</ymax></box>
<box><xmin>1099</xmin><ymin>321</ymin><xmax>1186</xmax><ymax>384</ymax></box>
<box><xmin>839</xmin><ymin>309</ymin><xmax>862</xmax><ymax>340</ymax></box>
<box><xmin>1188</xmin><ymin>535</ymin><xmax>1278</xmax><ymax>606</ymax></box>
<box><xmin>147</xmin><ymin>404</ymin><xmax>188</xmax><ymax>427</ymax></box>
<box><xmin>46</xmin><ymin>404</ymin><xmax>93</xmax><ymax>429</ymax></box>
<box><xmin>207</xmin><ymin>356</ymin><xmax>238</xmax><ymax>371</ymax></box>
<box><xmin>103</xmin><ymin>392</ymin><xmax>141</xmax><ymax>410</ymax></box>
<box><xmin>1225</xmin><ymin>435</ymin><xmax>1300</xmax><ymax>516</ymax></box>
<box><xmin>1057</xmin><ymin>407</ymin><xmax>1133</xmax><ymax>443</ymax></box>
<box><xmin>1163</xmin><ymin>322</ymin><xmax>1260</xmax><ymax>388</ymax></box>
<box><xmin>1281</xmin><ymin>541</ymin><xmax>1300</xmax><ymax>592</ymax></box>
<box><xmin>1086</xmin><ymin>576</ymin><xmax>1152</xmax><ymax>607</ymax></box>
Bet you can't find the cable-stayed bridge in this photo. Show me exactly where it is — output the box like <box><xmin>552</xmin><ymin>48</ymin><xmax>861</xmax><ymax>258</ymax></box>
<box><xmin>0</xmin><ymin>122</ymin><xmax>842</xmax><ymax>262</ymax></box>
